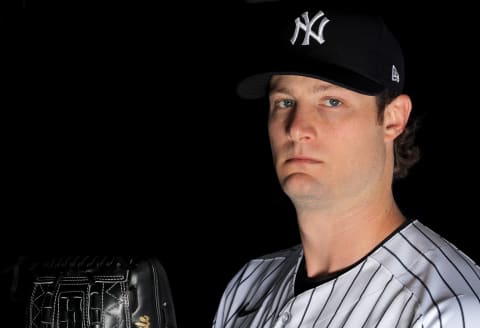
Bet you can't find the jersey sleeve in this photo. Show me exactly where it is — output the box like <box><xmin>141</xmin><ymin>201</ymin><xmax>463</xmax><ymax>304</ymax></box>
<box><xmin>419</xmin><ymin>294</ymin><xmax>480</xmax><ymax>328</ymax></box>
<box><xmin>212</xmin><ymin>263</ymin><xmax>249</xmax><ymax>328</ymax></box>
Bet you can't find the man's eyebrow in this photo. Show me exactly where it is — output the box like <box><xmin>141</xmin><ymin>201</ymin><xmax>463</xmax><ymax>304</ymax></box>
<box><xmin>269</xmin><ymin>83</ymin><xmax>341</xmax><ymax>96</ymax></box>
<box><xmin>312</xmin><ymin>84</ymin><xmax>340</xmax><ymax>93</ymax></box>
<box><xmin>269</xmin><ymin>86</ymin><xmax>293</xmax><ymax>96</ymax></box>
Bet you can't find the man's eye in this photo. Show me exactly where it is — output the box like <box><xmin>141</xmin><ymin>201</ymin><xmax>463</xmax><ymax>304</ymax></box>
<box><xmin>277</xmin><ymin>99</ymin><xmax>295</xmax><ymax>108</ymax></box>
<box><xmin>325</xmin><ymin>98</ymin><xmax>342</xmax><ymax>107</ymax></box>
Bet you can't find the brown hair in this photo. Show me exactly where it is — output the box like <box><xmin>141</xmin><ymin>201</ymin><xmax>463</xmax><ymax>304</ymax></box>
<box><xmin>376</xmin><ymin>90</ymin><xmax>421</xmax><ymax>179</ymax></box>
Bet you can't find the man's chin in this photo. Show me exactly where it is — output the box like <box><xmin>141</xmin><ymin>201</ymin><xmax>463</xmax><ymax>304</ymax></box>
<box><xmin>281</xmin><ymin>173</ymin><xmax>324</xmax><ymax>196</ymax></box>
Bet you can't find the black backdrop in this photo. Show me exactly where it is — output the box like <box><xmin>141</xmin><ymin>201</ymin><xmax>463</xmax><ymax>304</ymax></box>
<box><xmin>3</xmin><ymin>1</ymin><xmax>480</xmax><ymax>327</ymax></box>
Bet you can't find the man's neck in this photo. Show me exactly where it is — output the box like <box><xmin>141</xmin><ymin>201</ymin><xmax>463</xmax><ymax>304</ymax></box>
<box><xmin>296</xmin><ymin>193</ymin><xmax>406</xmax><ymax>279</ymax></box>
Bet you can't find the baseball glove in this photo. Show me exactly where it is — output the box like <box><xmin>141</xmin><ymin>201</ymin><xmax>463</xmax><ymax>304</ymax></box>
<box><xmin>25</xmin><ymin>256</ymin><xmax>177</xmax><ymax>328</ymax></box>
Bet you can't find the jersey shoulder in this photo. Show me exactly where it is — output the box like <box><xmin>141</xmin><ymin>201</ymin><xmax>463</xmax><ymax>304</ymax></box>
<box><xmin>256</xmin><ymin>244</ymin><xmax>302</xmax><ymax>261</ymax></box>
<box><xmin>372</xmin><ymin>220</ymin><xmax>480</xmax><ymax>326</ymax></box>
<box><xmin>224</xmin><ymin>244</ymin><xmax>302</xmax><ymax>288</ymax></box>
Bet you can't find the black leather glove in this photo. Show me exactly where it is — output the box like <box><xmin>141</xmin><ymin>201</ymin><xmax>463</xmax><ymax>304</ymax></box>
<box><xmin>24</xmin><ymin>256</ymin><xmax>177</xmax><ymax>328</ymax></box>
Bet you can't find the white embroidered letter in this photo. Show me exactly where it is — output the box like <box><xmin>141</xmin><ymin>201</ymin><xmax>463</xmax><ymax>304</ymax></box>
<box><xmin>392</xmin><ymin>65</ymin><xmax>400</xmax><ymax>83</ymax></box>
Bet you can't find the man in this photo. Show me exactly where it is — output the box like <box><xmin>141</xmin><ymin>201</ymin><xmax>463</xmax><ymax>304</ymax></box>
<box><xmin>213</xmin><ymin>7</ymin><xmax>480</xmax><ymax>328</ymax></box>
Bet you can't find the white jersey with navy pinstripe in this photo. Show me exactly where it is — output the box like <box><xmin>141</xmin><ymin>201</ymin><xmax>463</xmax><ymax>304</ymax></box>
<box><xmin>213</xmin><ymin>220</ymin><xmax>480</xmax><ymax>327</ymax></box>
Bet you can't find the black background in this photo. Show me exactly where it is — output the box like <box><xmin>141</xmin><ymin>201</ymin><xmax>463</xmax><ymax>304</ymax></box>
<box><xmin>3</xmin><ymin>1</ymin><xmax>480</xmax><ymax>327</ymax></box>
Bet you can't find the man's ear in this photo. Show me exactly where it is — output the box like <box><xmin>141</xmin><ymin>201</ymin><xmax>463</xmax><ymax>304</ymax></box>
<box><xmin>383</xmin><ymin>94</ymin><xmax>412</xmax><ymax>142</ymax></box>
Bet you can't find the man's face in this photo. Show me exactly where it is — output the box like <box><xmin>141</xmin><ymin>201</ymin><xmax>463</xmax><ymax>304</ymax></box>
<box><xmin>268</xmin><ymin>75</ymin><xmax>388</xmax><ymax>207</ymax></box>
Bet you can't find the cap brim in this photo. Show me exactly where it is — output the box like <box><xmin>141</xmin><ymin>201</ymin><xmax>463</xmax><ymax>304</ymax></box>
<box><xmin>237</xmin><ymin>61</ymin><xmax>385</xmax><ymax>100</ymax></box>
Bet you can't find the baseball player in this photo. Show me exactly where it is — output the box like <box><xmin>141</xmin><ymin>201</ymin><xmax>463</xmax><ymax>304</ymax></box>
<box><xmin>213</xmin><ymin>7</ymin><xmax>480</xmax><ymax>328</ymax></box>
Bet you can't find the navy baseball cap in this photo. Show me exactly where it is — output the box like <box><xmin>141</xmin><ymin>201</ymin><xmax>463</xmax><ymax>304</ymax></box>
<box><xmin>237</xmin><ymin>9</ymin><xmax>405</xmax><ymax>99</ymax></box>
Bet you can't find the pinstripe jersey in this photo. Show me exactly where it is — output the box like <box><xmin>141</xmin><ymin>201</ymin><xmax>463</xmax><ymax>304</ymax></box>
<box><xmin>213</xmin><ymin>220</ymin><xmax>480</xmax><ymax>327</ymax></box>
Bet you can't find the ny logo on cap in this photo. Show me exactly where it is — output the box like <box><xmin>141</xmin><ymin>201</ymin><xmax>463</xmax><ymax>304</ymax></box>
<box><xmin>290</xmin><ymin>10</ymin><xmax>330</xmax><ymax>46</ymax></box>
